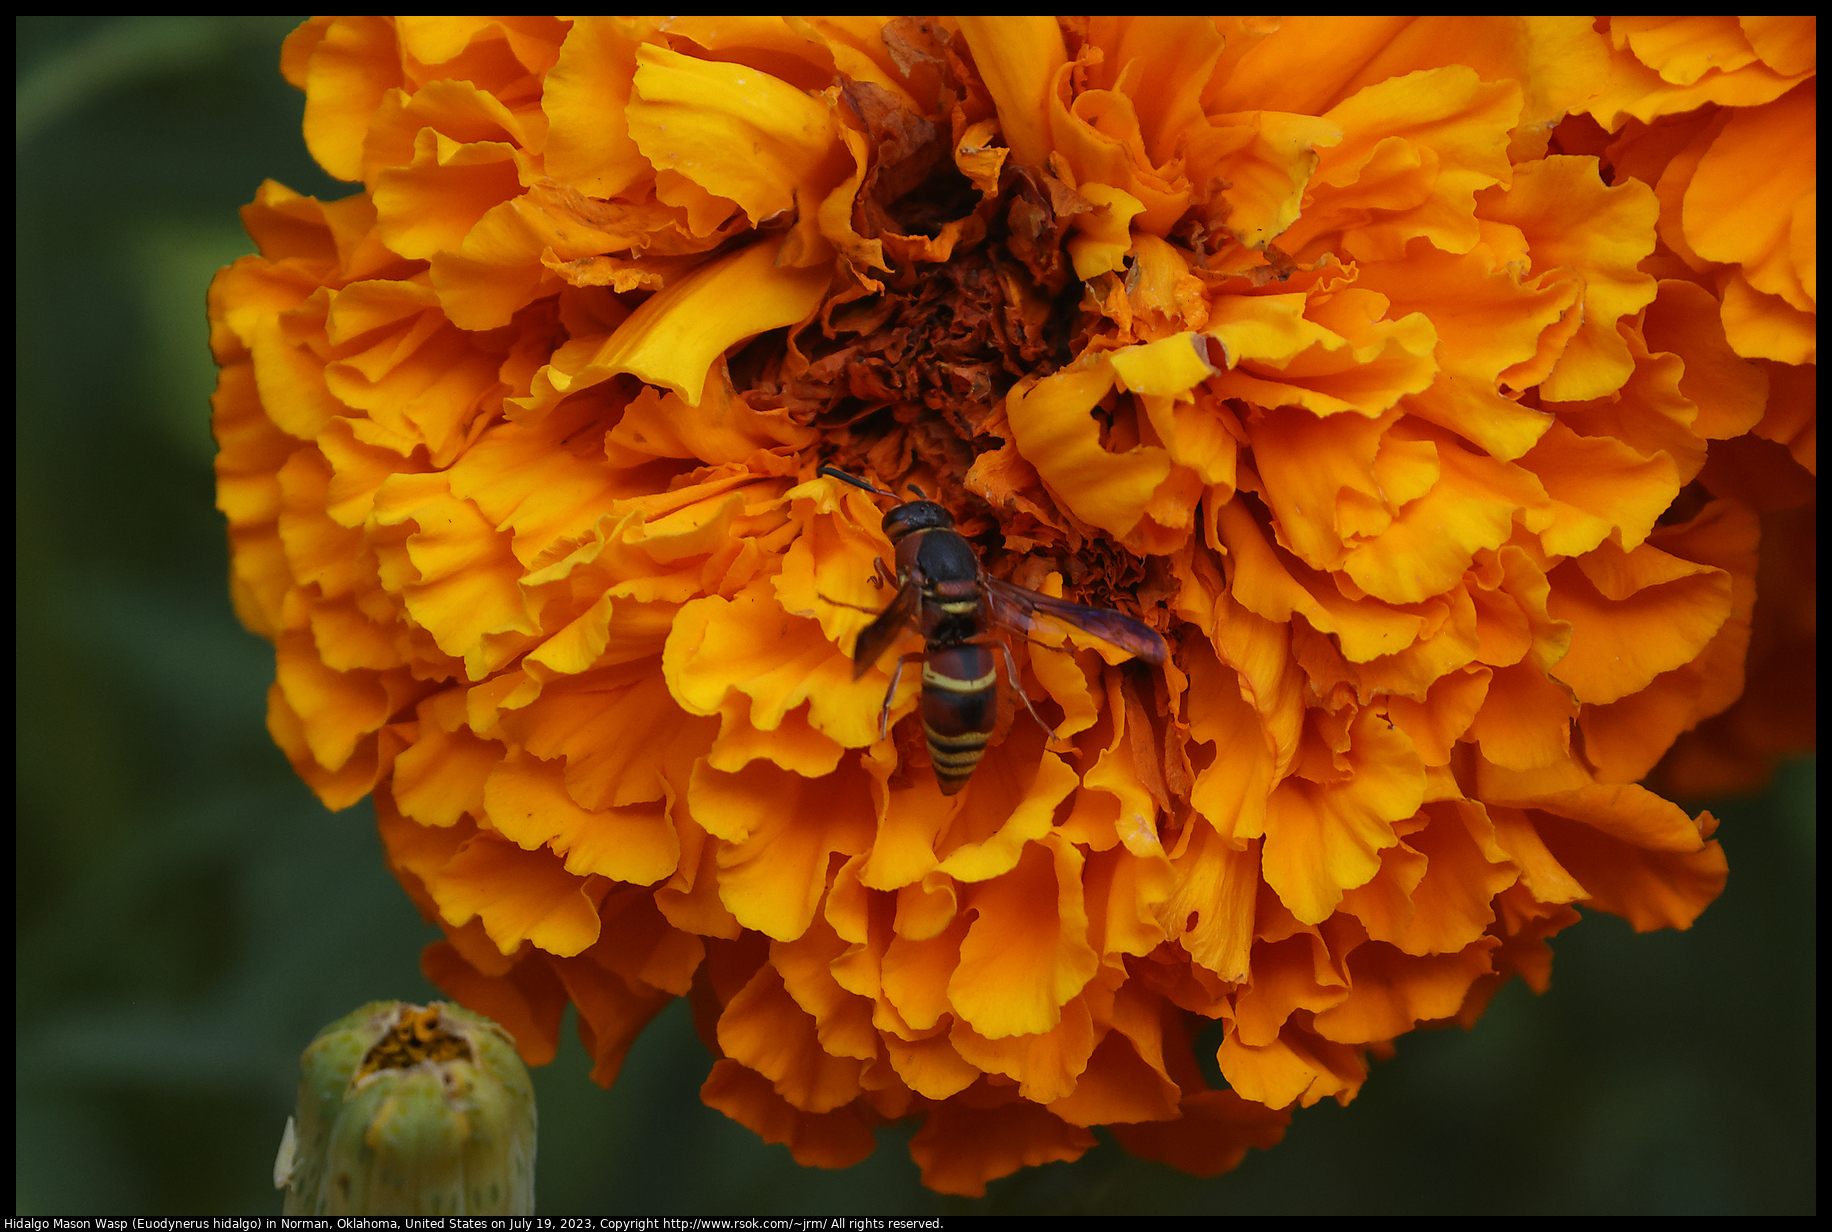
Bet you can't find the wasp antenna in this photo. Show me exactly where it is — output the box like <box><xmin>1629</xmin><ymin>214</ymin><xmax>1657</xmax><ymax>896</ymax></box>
<box><xmin>818</xmin><ymin>465</ymin><xmax>896</xmax><ymax>499</ymax></box>
<box><xmin>906</xmin><ymin>483</ymin><xmax>927</xmax><ymax>498</ymax></box>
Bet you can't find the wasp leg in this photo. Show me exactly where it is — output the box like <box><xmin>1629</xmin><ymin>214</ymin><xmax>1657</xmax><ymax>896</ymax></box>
<box><xmin>817</xmin><ymin>591</ymin><xmax>883</xmax><ymax>613</ymax></box>
<box><xmin>881</xmin><ymin>652</ymin><xmax>925</xmax><ymax>741</ymax></box>
<box><xmin>873</xmin><ymin>557</ymin><xmax>897</xmax><ymax>588</ymax></box>
<box><xmin>995</xmin><ymin>640</ymin><xmax>1057</xmax><ymax>741</ymax></box>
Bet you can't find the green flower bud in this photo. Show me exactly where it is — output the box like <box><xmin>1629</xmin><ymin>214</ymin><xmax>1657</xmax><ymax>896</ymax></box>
<box><xmin>274</xmin><ymin>1001</ymin><xmax>536</xmax><ymax>1215</ymax></box>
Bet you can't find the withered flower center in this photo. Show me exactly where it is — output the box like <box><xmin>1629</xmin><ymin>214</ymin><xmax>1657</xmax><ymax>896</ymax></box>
<box><xmin>745</xmin><ymin>79</ymin><xmax>1101</xmax><ymax>540</ymax></box>
<box><xmin>356</xmin><ymin>1005</ymin><xmax>474</xmax><ymax>1078</ymax></box>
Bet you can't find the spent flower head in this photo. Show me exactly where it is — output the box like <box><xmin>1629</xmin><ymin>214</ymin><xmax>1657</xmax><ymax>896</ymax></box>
<box><xmin>277</xmin><ymin>1001</ymin><xmax>536</xmax><ymax>1214</ymax></box>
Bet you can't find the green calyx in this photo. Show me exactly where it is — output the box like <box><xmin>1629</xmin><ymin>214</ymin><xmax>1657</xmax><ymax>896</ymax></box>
<box><xmin>275</xmin><ymin>1001</ymin><xmax>536</xmax><ymax>1215</ymax></box>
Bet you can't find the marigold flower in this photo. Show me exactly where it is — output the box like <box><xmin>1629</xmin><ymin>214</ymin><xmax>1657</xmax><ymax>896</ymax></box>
<box><xmin>212</xmin><ymin>17</ymin><xmax>1813</xmax><ymax>1196</ymax></box>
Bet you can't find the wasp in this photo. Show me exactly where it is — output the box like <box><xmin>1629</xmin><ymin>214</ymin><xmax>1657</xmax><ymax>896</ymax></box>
<box><xmin>818</xmin><ymin>466</ymin><xmax>1169</xmax><ymax>795</ymax></box>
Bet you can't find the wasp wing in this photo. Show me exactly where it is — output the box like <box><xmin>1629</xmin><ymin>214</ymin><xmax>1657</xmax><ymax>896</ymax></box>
<box><xmin>986</xmin><ymin>578</ymin><xmax>1168</xmax><ymax>665</ymax></box>
<box><xmin>850</xmin><ymin>580</ymin><xmax>922</xmax><ymax>679</ymax></box>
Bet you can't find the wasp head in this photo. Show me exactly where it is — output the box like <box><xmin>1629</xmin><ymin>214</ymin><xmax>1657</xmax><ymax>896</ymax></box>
<box><xmin>881</xmin><ymin>500</ymin><xmax>953</xmax><ymax>543</ymax></box>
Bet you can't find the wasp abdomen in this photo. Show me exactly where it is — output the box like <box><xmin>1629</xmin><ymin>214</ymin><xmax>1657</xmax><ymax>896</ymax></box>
<box><xmin>919</xmin><ymin>644</ymin><xmax>998</xmax><ymax>796</ymax></box>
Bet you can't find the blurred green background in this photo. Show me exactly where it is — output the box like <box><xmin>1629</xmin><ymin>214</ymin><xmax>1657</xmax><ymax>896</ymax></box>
<box><xmin>14</xmin><ymin>15</ymin><xmax>1817</xmax><ymax>1216</ymax></box>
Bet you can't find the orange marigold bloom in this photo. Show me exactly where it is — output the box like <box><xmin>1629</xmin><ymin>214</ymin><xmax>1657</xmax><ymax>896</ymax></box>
<box><xmin>211</xmin><ymin>17</ymin><xmax>1813</xmax><ymax>1196</ymax></box>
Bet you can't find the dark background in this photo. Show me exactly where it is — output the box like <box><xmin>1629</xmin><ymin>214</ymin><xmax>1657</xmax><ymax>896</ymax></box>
<box><xmin>15</xmin><ymin>16</ymin><xmax>1816</xmax><ymax>1215</ymax></box>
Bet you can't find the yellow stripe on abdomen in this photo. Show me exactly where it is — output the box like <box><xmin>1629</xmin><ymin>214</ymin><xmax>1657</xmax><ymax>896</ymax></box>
<box><xmin>921</xmin><ymin>662</ymin><xmax>997</xmax><ymax>693</ymax></box>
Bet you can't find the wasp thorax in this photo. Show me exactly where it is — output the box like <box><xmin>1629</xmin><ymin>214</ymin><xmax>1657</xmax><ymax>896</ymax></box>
<box><xmin>882</xmin><ymin>501</ymin><xmax>954</xmax><ymax>541</ymax></box>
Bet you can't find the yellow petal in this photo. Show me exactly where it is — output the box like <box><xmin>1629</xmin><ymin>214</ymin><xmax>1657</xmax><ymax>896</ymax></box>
<box><xmin>955</xmin><ymin>17</ymin><xmax>1067</xmax><ymax>171</ymax></box>
<box><xmin>542</xmin><ymin>16</ymin><xmax>665</xmax><ymax>199</ymax></box>
<box><xmin>1109</xmin><ymin>332</ymin><xmax>1218</xmax><ymax>400</ymax></box>
<box><xmin>627</xmin><ymin>43</ymin><xmax>844</xmax><ymax>226</ymax></box>
<box><xmin>584</xmin><ymin>235</ymin><xmax>831</xmax><ymax>405</ymax></box>
<box><xmin>1066</xmin><ymin>183</ymin><xmax>1145</xmax><ymax>280</ymax></box>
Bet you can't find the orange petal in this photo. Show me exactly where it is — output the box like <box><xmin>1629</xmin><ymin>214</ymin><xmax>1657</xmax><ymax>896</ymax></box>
<box><xmin>949</xmin><ymin>835</ymin><xmax>1099</xmax><ymax>1039</ymax></box>
<box><xmin>692</xmin><ymin>757</ymin><xmax>874</xmax><ymax>942</ymax></box>
<box><xmin>1523</xmin><ymin>421</ymin><xmax>1679</xmax><ymax>558</ymax></box>
<box><xmin>322</xmin><ymin>279</ymin><xmax>508</xmax><ymax>462</ymax></box>
<box><xmin>1216</xmin><ymin>1025</ymin><xmax>1368</xmax><ymax>1110</ymax></box>
<box><xmin>1345</xmin><ymin>431</ymin><xmax>1531</xmax><ymax>604</ymax></box>
<box><xmin>1083</xmin><ymin>843</ymin><xmax>1175</xmax><ymax>960</ymax></box>
<box><xmin>771</xmin><ymin>914</ymin><xmax>879</xmax><ymax>1063</ymax></box>
<box><xmin>1110</xmin><ymin>1087</ymin><xmax>1291</xmax><ymax>1177</ymax></box>
<box><xmin>1311</xmin><ymin>939</ymin><xmax>1496</xmax><ymax>1042</ymax></box>
<box><xmin>288</xmin><ymin>16</ymin><xmax>404</xmax><ymax>182</ymax></box>
<box><xmin>1384</xmin><ymin>666</ymin><xmax>1490</xmax><ymax>765</ymax></box>
<box><xmin>392</xmin><ymin>687</ymin><xmax>498</xmax><ymax>826</ymax></box>
<box><xmin>377</xmin><ymin>479</ymin><xmax>543</xmax><ymax>679</ymax></box>
<box><xmin>1580</xmin><ymin>499</ymin><xmax>1760</xmax><ymax>782</ymax></box>
<box><xmin>1643</xmin><ymin>278</ymin><xmax>1768</xmax><ymax>443</ymax></box>
<box><xmin>1364</xmin><ymin>244</ymin><xmax>1563</xmax><ymax>461</ymax></box>
<box><xmin>272</xmin><ymin>630</ymin><xmax>393</xmax><ymax>774</ymax></box>
<box><xmin>1586</xmin><ymin>16</ymin><xmax>1812</xmax><ymax>129</ymax></box>
<box><xmin>1109</xmin><ymin>332</ymin><xmax>1218</xmax><ymax>400</ymax></box>
<box><xmin>881</xmin><ymin>910</ymin><xmax>970</xmax><ymax>1035</ymax></box>
<box><xmin>1163</xmin><ymin>823</ymin><xmax>1259</xmax><ymax>985</ymax></box>
<box><xmin>1206</xmin><ymin>287</ymin><xmax>1439</xmax><ymax>420</ymax></box>
<box><xmin>421</xmin><ymin>941</ymin><xmax>568</xmax><ymax>1067</ymax></box>
<box><xmin>1467</xmin><ymin>659</ymin><xmax>1579</xmax><ymax>771</ymax></box>
<box><xmin>483</xmin><ymin>749</ymin><xmax>678</xmax><ymax>885</ymax></box>
<box><xmin>951</xmin><ymin>994</ymin><xmax>1095</xmax><ymax>1105</ymax></box>
<box><xmin>1005</xmin><ymin>358</ymin><xmax>1171</xmax><ymax>539</ymax></box>
<box><xmin>1217</xmin><ymin>499</ymin><xmax>1425</xmax><ymax>663</ymax></box>
<box><xmin>1048</xmin><ymin>1024</ymin><xmax>1183</xmax><ymax>1126</ymax></box>
<box><xmin>1684</xmin><ymin>87</ymin><xmax>1816</xmax><ymax>311</ymax></box>
<box><xmin>908</xmin><ymin>1094</ymin><xmax>1095</xmax><ymax>1198</ymax></box>
<box><xmin>717</xmin><ymin>964</ymin><xmax>865</xmax><ymax>1113</ymax></box>
<box><xmin>1481</xmin><ymin>769</ymin><xmax>1727</xmax><ymax>931</ymax></box>
<box><xmin>1184</xmin><ymin>634</ymin><xmax>1280</xmax><ymax>849</ymax></box>
<box><xmin>701</xmin><ymin>1059</ymin><xmax>877</xmax><ymax>1170</ymax></box>
<box><xmin>1191</xmin><ymin>110</ymin><xmax>1340</xmax><ymax>250</ymax></box>
<box><xmin>589</xmin><ymin>887</ymin><xmax>705</xmax><ymax>998</ymax></box>
<box><xmin>933</xmin><ymin>733</ymin><xmax>1078</xmax><ymax>884</ymax></box>
<box><xmin>1231</xmin><ymin>933</ymin><xmax>1347</xmax><ymax>1046</ymax></box>
<box><xmin>666</xmin><ymin>582</ymin><xmax>882</xmax><ymax>755</ymax></box>
<box><xmin>1294</xmin><ymin>66</ymin><xmax>1520</xmax><ymax>261</ymax></box>
<box><xmin>1261</xmin><ymin>710</ymin><xmax>1426</xmax><ymax>924</ymax></box>
<box><xmin>370</xmin><ymin>87</ymin><xmax>533</xmax><ymax>258</ymax></box>
<box><xmin>1066</xmin><ymin>183</ymin><xmax>1144</xmax><ymax>279</ymax></box>
<box><xmin>550</xmin><ymin>951</ymin><xmax>672</xmax><ymax>1088</ymax></box>
<box><xmin>428</xmin><ymin>830</ymin><xmax>603</xmax><ymax>957</ymax></box>
<box><xmin>1482</xmin><ymin>156</ymin><xmax>1660</xmax><ymax>401</ymax></box>
<box><xmin>1719</xmin><ymin>268</ymin><xmax>1817</xmax><ymax>364</ymax></box>
<box><xmin>1545</xmin><ymin>538</ymin><xmax>1733</xmax><ymax>705</ymax></box>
